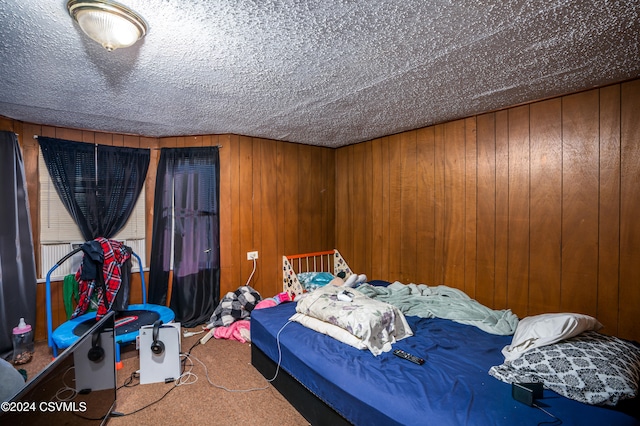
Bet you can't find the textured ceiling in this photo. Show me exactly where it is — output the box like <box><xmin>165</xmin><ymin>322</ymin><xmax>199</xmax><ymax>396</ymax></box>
<box><xmin>0</xmin><ymin>1</ymin><xmax>638</xmax><ymax>147</ymax></box>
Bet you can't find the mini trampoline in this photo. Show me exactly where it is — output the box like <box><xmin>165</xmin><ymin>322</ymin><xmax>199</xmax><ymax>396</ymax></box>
<box><xmin>46</xmin><ymin>248</ymin><xmax>174</xmax><ymax>368</ymax></box>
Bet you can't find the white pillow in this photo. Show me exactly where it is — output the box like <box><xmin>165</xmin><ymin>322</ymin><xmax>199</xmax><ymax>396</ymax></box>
<box><xmin>502</xmin><ymin>313</ymin><xmax>603</xmax><ymax>362</ymax></box>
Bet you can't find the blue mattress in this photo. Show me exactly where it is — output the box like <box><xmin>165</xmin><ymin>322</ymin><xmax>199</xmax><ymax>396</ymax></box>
<box><xmin>251</xmin><ymin>302</ymin><xmax>639</xmax><ymax>426</ymax></box>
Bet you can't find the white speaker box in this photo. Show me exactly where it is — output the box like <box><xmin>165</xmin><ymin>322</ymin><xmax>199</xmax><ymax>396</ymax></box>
<box><xmin>139</xmin><ymin>322</ymin><xmax>181</xmax><ymax>385</ymax></box>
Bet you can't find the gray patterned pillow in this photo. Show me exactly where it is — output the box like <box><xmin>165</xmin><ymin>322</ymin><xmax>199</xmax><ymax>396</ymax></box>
<box><xmin>489</xmin><ymin>331</ymin><xmax>640</xmax><ymax>406</ymax></box>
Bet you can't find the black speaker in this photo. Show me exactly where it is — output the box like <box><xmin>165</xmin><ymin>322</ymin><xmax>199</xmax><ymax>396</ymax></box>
<box><xmin>150</xmin><ymin>320</ymin><xmax>165</xmax><ymax>356</ymax></box>
<box><xmin>87</xmin><ymin>332</ymin><xmax>105</xmax><ymax>363</ymax></box>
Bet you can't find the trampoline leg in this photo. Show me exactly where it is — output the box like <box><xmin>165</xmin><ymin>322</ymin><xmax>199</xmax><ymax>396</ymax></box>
<box><xmin>115</xmin><ymin>343</ymin><xmax>123</xmax><ymax>370</ymax></box>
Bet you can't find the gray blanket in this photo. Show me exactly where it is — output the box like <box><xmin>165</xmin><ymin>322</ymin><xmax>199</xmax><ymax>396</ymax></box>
<box><xmin>356</xmin><ymin>282</ymin><xmax>518</xmax><ymax>335</ymax></box>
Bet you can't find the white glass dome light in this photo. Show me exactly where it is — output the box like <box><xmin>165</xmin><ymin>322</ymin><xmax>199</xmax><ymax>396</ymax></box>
<box><xmin>67</xmin><ymin>0</ymin><xmax>148</xmax><ymax>52</ymax></box>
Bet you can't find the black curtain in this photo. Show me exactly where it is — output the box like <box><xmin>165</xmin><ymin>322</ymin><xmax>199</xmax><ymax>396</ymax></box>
<box><xmin>149</xmin><ymin>147</ymin><xmax>220</xmax><ymax>327</ymax></box>
<box><xmin>38</xmin><ymin>137</ymin><xmax>149</xmax><ymax>240</ymax></box>
<box><xmin>0</xmin><ymin>132</ymin><xmax>37</xmax><ymax>359</ymax></box>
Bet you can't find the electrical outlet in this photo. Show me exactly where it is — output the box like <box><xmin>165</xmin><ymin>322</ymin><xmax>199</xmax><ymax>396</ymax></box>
<box><xmin>247</xmin><ymin>251</ymin><xmax>259</xmax><ymax>260</ymax></box>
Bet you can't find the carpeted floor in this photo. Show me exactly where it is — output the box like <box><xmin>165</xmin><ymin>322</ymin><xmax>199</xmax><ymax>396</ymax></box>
<box><xmin>12</xmin><ymin>329</ymin><xmax>309</xmax><ymax>425</ymax></box>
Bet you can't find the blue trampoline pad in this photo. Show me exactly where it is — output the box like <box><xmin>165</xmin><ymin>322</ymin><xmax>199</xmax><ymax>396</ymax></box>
<box><xmin>52</xmin><ymin>303</ymin><xmax>175</xmax><ymax>349</ymax></box>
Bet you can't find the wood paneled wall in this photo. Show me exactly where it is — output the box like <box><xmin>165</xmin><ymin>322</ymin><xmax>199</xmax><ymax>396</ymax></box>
<box><xmin>2</xmin><ymin>79</ymin><xmax>638</xmax><ymax>343</ymax></box>
<box><xmin>157</xmin><ymin>135</ymin><xmax>335</xmax><ymax>301</ymax></box>
<box><xmin>0</xmin><ymin>122</ymin><xmax>335</xmax><ymax>340</ymax></box>
<box><xmin>335</xmin><ymin>80</ymin><xmax>640</xmax><ymax>342</ymax></box>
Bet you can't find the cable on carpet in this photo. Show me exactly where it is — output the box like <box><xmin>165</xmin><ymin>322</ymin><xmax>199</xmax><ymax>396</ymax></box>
<box><xmin>533</xmin><ymin>403</ymin><xmax>563</xmax><ymax>426</ymax></box>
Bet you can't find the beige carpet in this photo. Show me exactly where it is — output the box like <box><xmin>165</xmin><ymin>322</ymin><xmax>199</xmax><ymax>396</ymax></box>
<box><xmin>13</xmin><ymin>330</ymin><xmax>308</xmax><ymax>425</ymax></box>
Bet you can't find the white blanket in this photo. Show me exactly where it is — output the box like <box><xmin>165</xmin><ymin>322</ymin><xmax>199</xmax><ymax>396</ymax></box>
<box><xmin>291</xmin><ymin>285</ymin><xmax>413</xmax><ymax>355</ymax></box>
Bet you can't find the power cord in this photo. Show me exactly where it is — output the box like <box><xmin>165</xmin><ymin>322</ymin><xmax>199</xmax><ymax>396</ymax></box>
<box><xmin>533</xmin><ymin>403</ymin><xmax>563</xmax><ymax>426</ymax></box>
<box><xmin>182</xmin><ymin>329</ymin><xmax>204</xmax><ymax>338</ymax></box>
<box><xmin>187</xmin><ymin>352</ymin><xmax>270</xmax><ymax>392</ymax></box>
<box><xmin>110</xmin><ymin>384</ymin><xmax>178</xmax><ymax>418</ymax></box>
<box><xmin>53</xmin><ymin>366</ymin><xmax>77</xmax><ymax>402</ymax></box>
<box><xmin>111</xmin><ymin>350</ymin><xmax>197</xmax><ymax>418</ymax></box>
<box><xmin>111</xmin><ymin>307</ymin><xmax>287</xmax><ymax>417</ymax></box>
<box><xmin>264</xmin><ymin>320</ymin><xmax>292</xmax><ymax>383</ymax></box>
<box><xmin>118</xmin><ymin>370</ymin><xmax>140</xmax><ymax>389</ymax></box>
<box><xmin>179</xmin><ymin>320</ymin><xmax>291</xmax><ymax>392</ymax></box>
<box><xmin>245</xmin><ymin>258</ymin><xmax>257</xmax><ymax>286</ymax></box>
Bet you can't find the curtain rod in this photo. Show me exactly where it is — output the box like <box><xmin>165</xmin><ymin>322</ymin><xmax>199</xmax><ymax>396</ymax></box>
<box><xmin>33</xmin><ymin>135</ymin><xmax>222</xmax><ymax>148</ymax></box>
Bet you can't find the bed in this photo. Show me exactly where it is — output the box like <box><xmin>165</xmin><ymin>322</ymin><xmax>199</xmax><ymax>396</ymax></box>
<box><xmin>251</xmin><ymin>250</ymin><xmax>640</xmax><ymax>426</ymax></box>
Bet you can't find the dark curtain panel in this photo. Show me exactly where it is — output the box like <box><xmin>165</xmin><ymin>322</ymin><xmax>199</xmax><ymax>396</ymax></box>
<box><xmin>38</xmin><ymin>137</ymin><xmax>149</xmax><ymax>240</ymax></box>
<box><xmin>0</xmin><ymin>132</ymin><xmax>37</xmax><ymax>359</ymax></box>
<box><xmin>96</xmin><ymin>144</ymin><xmax>149</xmax><ymax>238</ymax></box>
<box><xmin>149</xmin><ymin>147</ymin><xmax>220</xmax><ymax>327</ymax></box>
<box><xmin>38</xmin><ymin>137</ymin><xmax>95</xmax><ymax>240</ymax></box>
<box><xmin>148</xmin><ymin>154</ymin><xmax>173</xmax><ymax>305</ymax></box>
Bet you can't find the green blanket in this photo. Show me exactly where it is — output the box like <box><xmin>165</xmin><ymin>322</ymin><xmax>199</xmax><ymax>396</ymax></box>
<box><xmin>63</xmin><ymin>274</ymin><xmax>79</xmax><ymax>320</ymax></box>
<box><xmin>356</xmin><ymin>282</ymin><xmax>519</xmax><ymax>335</ymax></box>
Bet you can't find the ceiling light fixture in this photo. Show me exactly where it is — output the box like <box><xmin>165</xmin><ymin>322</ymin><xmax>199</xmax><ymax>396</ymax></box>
<box><xmin>67</xmin><ymin>0</ymin><xmax>148</xmax><ymax>52</ymax></box>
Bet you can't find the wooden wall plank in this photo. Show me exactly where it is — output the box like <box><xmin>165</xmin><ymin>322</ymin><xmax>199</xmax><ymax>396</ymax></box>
<box><xmin>228</xmin><ymin>135</ymin><xmax>242</xmax><ymax>292</ymax></box>
<box><xmin>322</xmin><ymin>146</ymin><xmax>336</xmax><ymax>251</ymax></box>
<box><xmin>250</xmin><ymin>138</ymin><xmax>263</xmax><ymax>287</ymax></box>
<box><xmin>597</xmin><ymin>85</ymin><xmax>621</xmax><ymax>335</ymax></box>
<box><xmin>388</xmin><ymin>134</ymin><xmax>403</xmax><ymax>280</ymax></box>
<box><xmin>123</xmin><ymin>135</ymin><xmax>139</xmax><ymax>148</ymax></box>
<box><xmin>260</xmin><ymin>138</ymin><xmax>279</xmax><ymax>297</ymax></box>
<box><xmin>464</xmin><ymin>117</ymin><xmax>477</xmax><ymax>298</ymax></box>
<box><xmin>561</xmin><ymin>90</ymin><xmax>600</xmax><ymax>315</ymax></box>
<box><xmin>380</xmin><ymin>137</ymin><xmax>391</xmax><ymax>281</ymax></box>
<box><xmin>619</xmin><ymin>80</ymin><xmax>640</xmax><ymax>340</ymax></box>
<box><xmin>506</xmin><ymin>106</ymin><xmax>530</xmax><ymax>317</ymax></box>
<box><xmin>218</xmin><ymin>135</ymin><xmax>231</xmax><ymax>290</ymax></box>
<box><xmin>416</xmin><ymin>128</ymin><xmax>435</xmax><ymax>285</ymax></box>
<box><xmin>475</xmin><ymin>113</ymin><xmax>496</xmax><ymax>308</ymax></box>
<box><xmin>307</xmin><ymin>145</ymin><xmax>331</xmax><ymax>253</ymax></box>
<box><xmin>238</xmin><ymin>135</ymin><xmax>255</xmax><ymax>288</ymax></box>
<box><xmin>370</xmin><ymin>138</ymin><xmax>384</xmax><ymax>280</ymax></box>
<box><xmin>361</xmin><ymin>142</ymin><xmax>374</xmax><ymax>274</ymax></box>
<box><xmin>277</xmin><ymin>141</ymin><xmax>297</xmax><ymax>258</ymax></box>
<box><xmin>443</xmin><ymin>120</ymin><xmax>466</xmax><ymax>290</ymax></box>
<box><xmin>335</xmin><ymin>145</ymin><xmax>352</xmax><ymax>260</ymax></box>
<box><xmin>297</xmin><ymin>144</ymin><xmax>315</xmax><ymax>253</ymax></box>
<box><xmin>21</xmin><ymin>123</ymin><xmax>42</xmax><ymax>276</ymax></box>
<box><xmin>400</xmin><ymin>131</ymin><xmax>417</xmax><ymax>282</ymax></box>
<box><xmin>350</xmin><ymin>142</ymin><xmax>368</xmax><ymax>273</ymax></box>
<box><xmin>494</xmin><ymin>110</ymin><xmax>509</xmax><ymax>309</ymax></box>
<box><xmin>0</xmin><ymin>116</ymin><xmax>15</xmax><ymax>131</ymax></box>
<box><xmin>371</xmin><ymin>137</ymin><xmax>390</xmax><ymax>281</ymax></box>
<box><xmin>433</xmin><ymin>124</ymin><xmax>446</xmax><ymax>284</ymax></box>
<box><xmin>529</xmin><ymin>99</ymin><xmax>562</xmax><ymax>314</ymax></box>
<box><xmin>284</xmin><ymin>142</ymin><xmax>301</xmax><ymax>257</ymax></box>
<box><xmin>275</xmin><ymin>141</ymin><xmax>287</xmax><ymax>291</ymax></box>
<box><xmin>94</xmin><ymin>132</ymin><xmax>111</xmax><ymax>146</ymax></box>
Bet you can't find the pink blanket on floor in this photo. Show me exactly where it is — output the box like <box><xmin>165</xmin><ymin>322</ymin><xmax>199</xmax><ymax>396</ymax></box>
<box><xmin>213</xmin><ymin>320</ymin><xmax>251</xmax><ymax>343</ymax></box>
<box><xmin>212</xmin><ymin>299</ymin><xmax>278</xmax><ymax>343</ymax></box>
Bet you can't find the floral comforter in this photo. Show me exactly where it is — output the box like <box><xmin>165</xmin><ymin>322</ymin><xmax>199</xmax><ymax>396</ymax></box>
<box><xmin>291</xmin><ymin>285</ymin><xmax>413</xmax><ymax>355</ymax></box>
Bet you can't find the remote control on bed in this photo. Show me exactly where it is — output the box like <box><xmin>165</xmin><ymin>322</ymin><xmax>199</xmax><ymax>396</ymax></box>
<box><xmin>393</xmin><ymin>349</ymin><xmax>425</xmax><ymax>365</ymax></box>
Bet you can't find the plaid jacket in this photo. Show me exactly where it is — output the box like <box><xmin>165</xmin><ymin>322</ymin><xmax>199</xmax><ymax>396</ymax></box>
<box><xmin>71</xmin><ymin>238</ymin><xmax>131</xmax><ymax>320</ymax></box>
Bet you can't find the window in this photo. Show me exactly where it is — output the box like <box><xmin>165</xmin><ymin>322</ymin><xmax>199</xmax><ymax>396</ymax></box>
<box><xmin>38</xmin><ymin>148</ymin><xmax>146</xmax><ymax>279</ymax></box>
